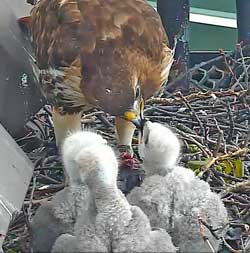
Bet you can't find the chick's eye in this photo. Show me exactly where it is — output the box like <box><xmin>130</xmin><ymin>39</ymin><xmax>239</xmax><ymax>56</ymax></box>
<box><xmin>135</xmin><ymin>86</ymin><xmax>140</xmax><ymax>98</ymax></box>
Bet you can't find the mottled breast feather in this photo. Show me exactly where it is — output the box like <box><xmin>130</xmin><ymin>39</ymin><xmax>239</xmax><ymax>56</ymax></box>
<box><xmin>31</xmin><ymin>0</ymin><xmax>173</xmax><ymax>115</ymax></box>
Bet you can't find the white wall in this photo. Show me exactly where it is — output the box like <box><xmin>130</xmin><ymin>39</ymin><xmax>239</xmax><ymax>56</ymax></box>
<box><xmin>5</xmin><ymin>0</ymin><xmax>32</xmax><ymax>18</ymax></box>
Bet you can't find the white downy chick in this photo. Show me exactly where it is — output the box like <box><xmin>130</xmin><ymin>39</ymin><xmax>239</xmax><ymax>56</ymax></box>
<box><xmin>53</xmin><ymin>130</ymin><xmax>177</xmax><ymax>253</ymax></box>
<box><xmin>128</xmin><ymin>121</ymin><xmax>228</xmax><ymax>253</ymax></box>
<box><xmin>31</xmin><ymin>131</ymin><xmax>105</xmax><ymax>252</ymax></box>
<box><xmin>138</xmin><ymin>121</ymin><xmax>181</xmax><ymax>176</ymax></box>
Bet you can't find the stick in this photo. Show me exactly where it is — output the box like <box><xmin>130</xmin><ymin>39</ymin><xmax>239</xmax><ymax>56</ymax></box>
<box><xmin>203</xmin><ymin>148</ymin><xmax>249</xmax><ymax>171</ymax></box>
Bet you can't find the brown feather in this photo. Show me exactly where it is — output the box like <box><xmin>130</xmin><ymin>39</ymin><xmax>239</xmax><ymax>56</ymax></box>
<box><xmin>31</xmin><ymin>0</ymin><xmax>173</xmax><ymax>115</ymax></box>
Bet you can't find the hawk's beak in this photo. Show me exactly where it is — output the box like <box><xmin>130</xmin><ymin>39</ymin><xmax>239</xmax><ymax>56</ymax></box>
<box><xmin>123</xmin><ymin>112</ymin><xmax>143</xmax><ymax>129</ymax></box>
<box><xmin>123</xmin><ymin>111</ymin><xmax>141</xmax><ymax>127</ymax></box>
<box><xmin>123</xmin><ymin>99</ymin><xmax>145</xmax><ymax>129</ymax></box>
<box><xmin>131</xmin><ymin>117</ymin><xmax>142</xmax><ymax>129</ymax></box>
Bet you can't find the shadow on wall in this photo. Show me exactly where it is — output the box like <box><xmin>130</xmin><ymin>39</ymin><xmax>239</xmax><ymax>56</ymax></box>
<box><xmin>0</xmin><ymin>0</ymin><xmax>44</xmax><ymax>138</ymax></box>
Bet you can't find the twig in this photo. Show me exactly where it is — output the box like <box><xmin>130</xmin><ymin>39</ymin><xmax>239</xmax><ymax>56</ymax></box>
<box><xmin>23</xmin><ymin>197</ymin><xmax>53</xmax><ymax>206</ymax></box>
<box><xmin>203</xmin><ymin>148</ymin><xmax>250</xmax><ymax>171</ymax></box>
<box><xmin>178</xmin><ymin>92</ymin><xmax>206</xmax><ymax>140</ymax></box>
<box><xmin>214</xmin><ymin>130</ymin><xmax>224</xmax><ymax>157</ymax></box>
<box><xmin>220</xmin><ymin>48</ymin><xmax>238</xmax><ymax>84</ymax></box>
<box><xmin>224</xmin><ymin>102</ymin><xmax>235</xmax><ymax>143</ymax></box>
<box><xmin>198</xmin><ymin>217</ymin><xmax>221</xmax><ymax>240</ymax></box>
<box><xmin>36</xmin><ymin>173</ymin><xmax>61</xmax><ymax>184</ymax></box>
<box><xmin>213</xmin><ymin>169</ymin><xmax>245</xmax><ymax>182</ymax></box>
<box><xmin>30</xmin><ymin>183</ymin><xmax>65</xmax><ymax>196</ymax></box>
<box><xmin>226</xmin><ymin>181</ymin><xmax>250</xmax><ymax>193</ymax></box>
<box><xmin>176</xmin><ymin>129</ymin><xmax>212</xmax><ymax>157</ymax></box>
<box><xmin>96</xmin><ymin>114</ymin><xmax>114</xmax><ymax>128</ymax></box>
<box><xmin>223</xmin><ymin>200</ymin><xmax>250</xmax><ymax>209</ymax></box>
<box><xmin>27</xmin><ymin>176</ymin><xmax>36</xmax><ymax>223</ymax></box>
<box><xmin>222</xmin><ymin>236</ymin><xmax>243</xmax><ymax>253</ymax></box>
<box><xmin>242</xmin><ymin>128</ymin><xmax>250</xmax><ymax>148</ymax></box>
<box><xmin>147</xmin><ymin>90</ymin><xmax>248</xmax><ymax>105</ymax></box>
<box><xmin>198</xmin><ymin>217</ymin><xmax>216</xmax><ymax>253</ymax></box>
<box><xmin>238</xmin><ymin>43</ymin><xmax>249</xmax><ymax>86</ymax></box>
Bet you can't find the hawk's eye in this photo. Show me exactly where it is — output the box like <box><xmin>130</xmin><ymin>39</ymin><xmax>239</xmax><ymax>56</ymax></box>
<box><xmin>135</xmin><ymin>86</ymin><xmax>140</xmax><ymax>98</ymax></box>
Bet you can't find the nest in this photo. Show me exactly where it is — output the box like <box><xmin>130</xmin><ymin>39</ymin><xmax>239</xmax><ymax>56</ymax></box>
<box><xmin>3</xmin><ymin>46</ymin><xmax>250</xmax><ymax>252</ymax></box>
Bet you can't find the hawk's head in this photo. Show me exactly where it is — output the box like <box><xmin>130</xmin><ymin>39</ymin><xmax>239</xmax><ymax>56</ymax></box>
<box><xmin>80</xmin><ymin>49</ymin><xmax>145</xmax><ymax>127</ymax></box>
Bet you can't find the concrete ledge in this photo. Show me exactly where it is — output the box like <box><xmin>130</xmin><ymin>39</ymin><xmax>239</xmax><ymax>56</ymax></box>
<box><xmin>0</xmin><ymin>124</ymin><xmax>33</xmax><ymax>250</ymax></box>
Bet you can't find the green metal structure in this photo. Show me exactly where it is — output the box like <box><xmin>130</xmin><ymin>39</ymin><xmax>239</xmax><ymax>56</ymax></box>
<box><xmin>148</xmin><ymin>0</ymin><xmax>237</xmax><ymax>51</ymax></box>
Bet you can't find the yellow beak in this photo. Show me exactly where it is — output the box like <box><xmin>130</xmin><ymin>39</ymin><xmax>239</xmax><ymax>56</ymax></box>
<box><xmin>123</xmin><ymin>111</ymin><xmax>137</xmax><ymax>121</ymax></box>
<box><xmin>123</xmin><ymin>98</ymin><xmax>145</xmax><ymax>128</ymax></box>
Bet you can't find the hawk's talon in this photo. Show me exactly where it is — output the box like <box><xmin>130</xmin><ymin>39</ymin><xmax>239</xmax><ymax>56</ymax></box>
<box><xmin>119</xmin><ymin>152</ymin><xmax>140</xmax><ymax>170</ymax></box>
<box><xmin>118</xmin><ymin>145</ymin><xmax>134</xmax><ymax>156</ymax></box>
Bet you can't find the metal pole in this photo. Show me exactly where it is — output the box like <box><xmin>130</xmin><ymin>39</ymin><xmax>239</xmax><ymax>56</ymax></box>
<box><xmin>236</xmin><ymin>0</ymin><xmax>250</xmax><ymax>45</ymax></box>
<box><xmin>157</xmin><ymin>0</ymin><xmax>190</xmax><ymax>93</ymax></box>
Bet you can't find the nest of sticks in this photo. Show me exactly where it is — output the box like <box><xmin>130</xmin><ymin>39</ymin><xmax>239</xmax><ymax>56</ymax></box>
<box><xmin>3</xmin><ymin>46</ymin><xmax>250</xmax><ymax>253</ymax></box>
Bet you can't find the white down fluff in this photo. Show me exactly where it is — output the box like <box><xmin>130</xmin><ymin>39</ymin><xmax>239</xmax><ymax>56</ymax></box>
<box><xmin>127</xmin><ymin>121</ymin><xmax>228</xmax><ymax>253</ymax></box>
<box><xmin>31</xmin><ymin>131</ymin><xmax>106</xmax><ymax>252</ymax></box>
<box><xmin>52</xmin><ymin>130</ymin><xmax>177</xmax><ymax>253</ymax></box>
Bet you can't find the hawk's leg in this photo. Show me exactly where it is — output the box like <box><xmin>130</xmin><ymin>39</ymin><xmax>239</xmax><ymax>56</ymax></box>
<box><xmin>52</xmin><ymin>107</ymin><xmax>82</xmax><ymax>148</ymax></box>
<box><xmin>52</xmin><ymin>107</ymin><xmax>82</xmax><ymax>185</ymax></box>
<box><xmin>115</xmin><ymin>117</ymin><xmax>144</xmax><ymax>194</ymax></box>
<box><xmin>115</xmin><ymin>117</ymin><xmax>135</xmax><ymax>155</ymax></box>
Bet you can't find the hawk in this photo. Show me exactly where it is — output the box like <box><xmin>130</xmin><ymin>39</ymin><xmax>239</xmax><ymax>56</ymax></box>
<box><xmin>29</xmin><ymin>0</ymin><xmax>174</xmax><ymax>154</ymax></box>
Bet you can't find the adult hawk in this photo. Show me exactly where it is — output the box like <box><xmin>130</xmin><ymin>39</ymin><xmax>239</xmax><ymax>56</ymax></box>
<box><xmin>29</xmin><ymin>0</ymin><xmax>174</xmax><ymax>153</ymax></box>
